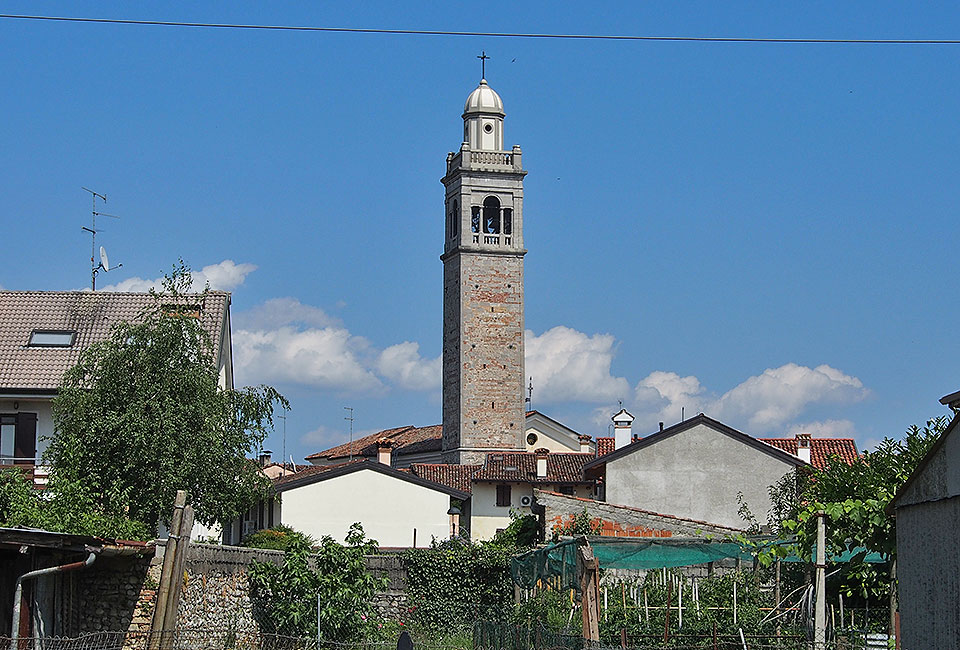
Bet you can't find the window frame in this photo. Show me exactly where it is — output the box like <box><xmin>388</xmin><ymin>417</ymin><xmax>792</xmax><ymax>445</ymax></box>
<box><xmin>28</xmin><ymin>330</ymin><xmax>76</xmax><ymax>348</ymax></box>
<box><xmin>496</xmin><ymin>483</ymin><xmax>512</xmax><ymax>507</ymax></box>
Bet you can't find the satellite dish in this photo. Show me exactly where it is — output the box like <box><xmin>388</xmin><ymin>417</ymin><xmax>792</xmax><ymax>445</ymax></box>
<box><xmin>99</xmin><ymin>246</ymin><xmax>109</xmax><ymax>271</ymax></box>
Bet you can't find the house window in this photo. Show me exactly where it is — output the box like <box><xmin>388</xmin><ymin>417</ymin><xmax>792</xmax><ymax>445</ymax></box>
<box><xmin>0</xmin><ymin>413</ymin><xmax>37</xmax><ymax>464</ymax></box>
<box><xmin>28</xmin><ymin>330</ymin><xmax>75</xmax><ymax>347</ymax></box>
<box><xmin>496</xmin><ymin>484</ymin><xmax>511</xmax><ymax>507</ymax></box>
<box><xmin>558</xmin><ymin>485</ymin><xmax>575</xmax><ymax>496</ymax></box>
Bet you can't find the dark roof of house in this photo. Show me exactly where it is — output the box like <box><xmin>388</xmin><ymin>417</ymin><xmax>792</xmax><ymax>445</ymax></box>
<box><xmin>273</xmin><ymin>459</ymin><xmax>470</xmax><ymax>499</ymax></box>
<box><xmin>939</xmin><ymin>389</ymin><xmax>960</xmax><ymax>409</ymax></box>
<box><xmin>473</xmin><ymin>451</ymin><xmax>594</xmax><ymax>484</ymax></box>
<box><xmin>583</xmin><ymin>413</ymin><xmax>807</xmax><ymax>471</ymax></box>
<box><xmin>304</xmin><ymin>424</ymin><xmax>442</xmax><ymax>461</ymax></box>
<box><xmin>410</xmin><ymin>463</ymin><xmax>482</xmax><ymax>493</ymax></box>
<box><xmin>0</xmin><ymin>290</ymin><xmax>230</xmax><ymax>392</ymax></box>
<box><xmin>758</xmin><ymin>437</ymin><xmax>859</xmax><ymax>468</ymax></box>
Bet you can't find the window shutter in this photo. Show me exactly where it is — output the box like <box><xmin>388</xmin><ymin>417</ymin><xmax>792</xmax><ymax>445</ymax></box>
<box><xmin>14</xmin><ymin>413</ymin><xmax>37</xmax><ymax>464</ymax></box>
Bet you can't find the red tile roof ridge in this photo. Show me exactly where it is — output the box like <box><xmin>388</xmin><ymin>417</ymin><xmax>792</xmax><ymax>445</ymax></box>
<box><xmin>534</xmin><ymin>490</ymin><xmax>745</xmax><ymax>532</ymax></box>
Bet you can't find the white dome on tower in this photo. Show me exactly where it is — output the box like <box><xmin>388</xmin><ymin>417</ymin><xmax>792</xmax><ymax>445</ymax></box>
<box><xmin>463</xmin><ymin>80</ymin><xmax>505</xmax><ymax>116</ymax></box>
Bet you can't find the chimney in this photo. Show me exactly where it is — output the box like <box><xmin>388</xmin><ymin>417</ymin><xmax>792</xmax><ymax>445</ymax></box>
<box><xmin>578</xmin><ymin>434</ymin><xmax>592</xmax><ymax>454</ymax></box>
<box><xmin>612</xmin><ymin>409</ymin><xmax>635</xmax><ymax>450</ymax></box>
<box><xmin>796</xmin><ymin>433</ymin><xmax>812</xmax><ymax>464</ymax></box>
<box><xmin>535</xmin><ymin>448</ymin><xmax>549</xmax><ymax>478</ymax></box>
<box><xmin>659</xmin><ymin>422</ymin><xmax>664</xmax><ymax>432</ymax></box>
<box><xmin>377</xmin><ymin>439</ymin><xmax>393</xmax><ymax>466</ymax></box>
<box><xmin>258</xmin><ymin>449</ymin><xmax>272</xmax><ymax>467</ymax></box>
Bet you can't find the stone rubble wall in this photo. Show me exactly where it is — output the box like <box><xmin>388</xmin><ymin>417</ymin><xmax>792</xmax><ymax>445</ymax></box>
<box><xmin>75</xmin><ymin>542</ymin><xmax>409</xmax><ymax>634</ymax></box>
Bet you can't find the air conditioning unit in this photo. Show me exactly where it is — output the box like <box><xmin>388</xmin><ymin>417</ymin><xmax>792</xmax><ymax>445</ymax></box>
<box><xmin>519</xmin><ymin>495</ymin><xmax>532</xmax><ymax>507</ymax></box>
<box><xmin>242</xmin><ymin>520</ymin><xmax>256</xmax><ymax>536</ymax></box>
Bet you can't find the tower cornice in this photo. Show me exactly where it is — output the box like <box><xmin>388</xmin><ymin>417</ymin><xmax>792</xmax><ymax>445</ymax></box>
<box><xmin>440</xmin><ymin>247</ymin><xmax>527</xmax><ymax>263</ymax></box>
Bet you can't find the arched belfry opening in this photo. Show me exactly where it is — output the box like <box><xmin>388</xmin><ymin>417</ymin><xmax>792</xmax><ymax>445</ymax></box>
<box><xmin>440</xmin><ymin>77</ymin><xmax>528</xmax><ymax>464</ymax></box>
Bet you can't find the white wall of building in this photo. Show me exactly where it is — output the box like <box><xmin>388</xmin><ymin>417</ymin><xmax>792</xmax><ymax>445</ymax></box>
<box><xmin>280</xmin><ymin>469</ymin><xmax>452</xmax><ymax>548</ymax></box>
<box><xmin>605</xmin><ymin>422</ymin><xmax>795</xmax><ymax>529</ymax></box>
<box><xmin>470</xmin><ymin>481</ymin><xmax>592</xmax><ymax>540</ymax></box>
<box><xmin>0</xmin><ymin>397</ymin><xmax>53</xmax><ymax>462</ymax></box>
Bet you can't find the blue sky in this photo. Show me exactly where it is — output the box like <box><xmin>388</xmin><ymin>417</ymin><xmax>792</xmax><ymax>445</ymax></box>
<box><xmin>2</xmin><ymin>3</ymin><xmax>958</xmax><ymax>462</ymax></box>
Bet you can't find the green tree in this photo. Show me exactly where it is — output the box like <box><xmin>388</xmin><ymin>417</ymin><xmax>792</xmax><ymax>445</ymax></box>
<box><xmin>46</xmin><ymin>262</ymin><xmax>287</xmax><ymax>533</ymax></box>
<box><xmin>0</xmin><ymin>468</ymin><xmax>149</xmax><ymax>539</ymax></box>
<box><xmin>768</xmin><ymin>416</ymin><xmax>948</xmax><ymax>600</ymax></box>
<box><xmin>248</xmin><ymin>523</ymin><xmax>386</xmax><ymax>640</ymax></box>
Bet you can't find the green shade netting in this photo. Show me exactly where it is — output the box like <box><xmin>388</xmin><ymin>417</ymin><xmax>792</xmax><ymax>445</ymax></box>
<box><xmin>510</xmin><ymin>536</ymin><xmax>887</xmax><ymax>589</ymax></box>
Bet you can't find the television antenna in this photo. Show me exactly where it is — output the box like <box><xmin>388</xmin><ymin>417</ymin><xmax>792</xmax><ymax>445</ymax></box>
<box><xmin>81</xmin><ymin>187</ymin><xmax>123</xmax><ymax>290</ymax></box>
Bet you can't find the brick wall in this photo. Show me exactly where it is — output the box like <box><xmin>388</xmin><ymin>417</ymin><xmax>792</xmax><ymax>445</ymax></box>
<box><xmin>442</xmin><ymin>251</ymin><xmax>525</xmax><ymax>464</ymax></box>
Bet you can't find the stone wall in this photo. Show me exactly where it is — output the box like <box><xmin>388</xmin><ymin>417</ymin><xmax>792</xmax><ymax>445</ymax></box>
<box><xmin>65</xmin><ymin>543</ymin><xmax>408</xmax><ymax>634</ymax></box>
<box><xmin>365</xmin><ymin>553</ymin><xmax>408</xmax><ymax>619</ymax></box>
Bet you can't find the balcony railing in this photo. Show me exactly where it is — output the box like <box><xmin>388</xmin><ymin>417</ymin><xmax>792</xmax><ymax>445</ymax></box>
<box><xmin>0</xmin><ymin>462</ymin><xmax>49</xmax><ymax>488</ymax></box>
<box><xmin>446</xmin><ymin>146</ymin><xmax>523</xmax><ymax>174</ymax></box>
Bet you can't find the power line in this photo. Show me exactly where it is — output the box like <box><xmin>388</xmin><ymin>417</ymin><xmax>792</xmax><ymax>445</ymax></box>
<box><xmin>2</xmin><ymin>13</ymin><xmax>960</xmax><ymax>45</ymax></box>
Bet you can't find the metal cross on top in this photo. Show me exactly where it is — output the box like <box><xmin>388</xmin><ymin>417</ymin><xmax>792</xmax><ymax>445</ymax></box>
<box><xmin>477</xmin><ymin>50</ymin><xmax>490</xmax><ymax>79</ymax></box>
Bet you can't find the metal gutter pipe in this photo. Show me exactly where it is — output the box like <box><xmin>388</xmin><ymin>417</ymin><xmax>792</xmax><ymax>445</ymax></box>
<box><xmin>10</xmin><ymin>548</ymin><xmax>98</xmax><ymax>646</ymax></box>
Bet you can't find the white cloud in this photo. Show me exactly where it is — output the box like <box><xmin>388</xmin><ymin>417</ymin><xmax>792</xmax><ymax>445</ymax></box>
<box><xmin>628</xmin><ymin>363</ymin><xmax>869</xmax><ymax>434</ymax></box>
<box><xmin>377</xmin><ymin>342</ymin><xmax>441</xmax><ymax>391</ymax></box>
<box><xmin>525</xmin><ymin>326</ymin><xmax>631</xmax><ymax>404</ymax></box>
<box><xmin>234</xmin><ymin>297</ymin><xmax>339</xmax><ymax>331</ymax></box>
<box><xmin>233</xmin><ymin>325</ymin><xmax>382</xmax><ymax>393</ymax></box>
<box><xmin>99</xmin><ymin>259</ymin><xmax>257</xmax><ymax>292</ymax></box>
<box><xmin>785</xmin><ymin>419</ymin><xmax>856</xmax><ymax>438</ymax></box>
<box><xmin>713</xmin><ymin>364</ymin><xmax>868</xmax><ymax>429</ymax></box>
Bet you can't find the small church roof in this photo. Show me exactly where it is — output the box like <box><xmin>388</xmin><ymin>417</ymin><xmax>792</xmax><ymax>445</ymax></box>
<box><xmin>463</xmin><ymin>79</ymin><xmax>505</xmax><ymax>116</ymax></box>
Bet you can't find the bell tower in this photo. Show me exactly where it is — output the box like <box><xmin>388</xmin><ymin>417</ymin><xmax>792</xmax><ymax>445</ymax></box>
<box><xmin>441</xmin><ymin>77</ymin><xmax>527</xmax><ymax>465</ymax></box>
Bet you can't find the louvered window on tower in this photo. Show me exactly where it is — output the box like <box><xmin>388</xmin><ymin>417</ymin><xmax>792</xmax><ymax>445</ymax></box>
<box><xmin>502</xmin><ymin>208</ymin><xmax>512</xmax><ymax>235</ymax></box>
<box><xmin>471</xmin><ymin>206</ymin><xmax>481</xmax><ymax>233</ymax></box>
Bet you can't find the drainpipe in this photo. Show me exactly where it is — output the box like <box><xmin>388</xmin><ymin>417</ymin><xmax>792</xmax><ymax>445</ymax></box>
<box><xmin>10</xmin><ymin>548</ymin><xmax>98</xmax><ymax>645</ymax></box>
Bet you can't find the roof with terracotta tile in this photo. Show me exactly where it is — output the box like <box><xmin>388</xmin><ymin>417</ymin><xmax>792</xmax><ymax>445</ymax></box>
<box><xmin>410</xmin><ymin>463</ymin><xmax>482</xmax><ymax>493</ymax></box>
<box><xmin>272</xmin><ymin>458</ymin><xmax>469</xmax><ymax>499</ymax></box>
<box><xmin>596</xmin><ymin>437</ymin><xmax>615</xmax><ymax>456</ymax></box>
<box><xmin>0</xmin><ymin>290</ymin><xmax>229</xmax><ymax>391</ymax></box>
<box><xmin>758</xmin><ymin>437</ymin><xmax>859</xmax><ymax>469</ymax></box>
<box><xmin>305</xmin><ymin>424</ymin><xmax>443</xmax><ymax>461</ymax></box>
<box><xmin>473</xmin><ymin>451</ymin><xmax>594</xmax><ymax>484</ymax></box>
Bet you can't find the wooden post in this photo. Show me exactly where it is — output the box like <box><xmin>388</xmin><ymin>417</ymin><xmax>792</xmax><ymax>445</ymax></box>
<box><xmin>165</xmin><ymin>504</ymin><xmax>194</xmax><ymax>631</ymax></box>
<box><xmin>619</xmin><ymin>628</ymin><xmax>626</xmax><ymax>650</ymax></box>
<box><xmin>149</xmin><ymin>490</ymin><xmax>186</xmax><ymax>649</ymax></box>
<box><xmin>577</xmin><ymin>545</ymin><xmax>600</xmax><ymax>644</ymax></box>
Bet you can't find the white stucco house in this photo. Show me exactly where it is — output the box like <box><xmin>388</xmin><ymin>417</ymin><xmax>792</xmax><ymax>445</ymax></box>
<box><xmin>227</xmin><ymin>452</ymin><xmax>470</xmax><ymax>548</ymax></box>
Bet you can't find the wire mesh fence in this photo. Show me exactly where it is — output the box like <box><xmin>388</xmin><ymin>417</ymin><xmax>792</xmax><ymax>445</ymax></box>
<box><xmin>0</xmin><ymin>623</ymin><xmax>892</xmax><ymax>650</ymax></box>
